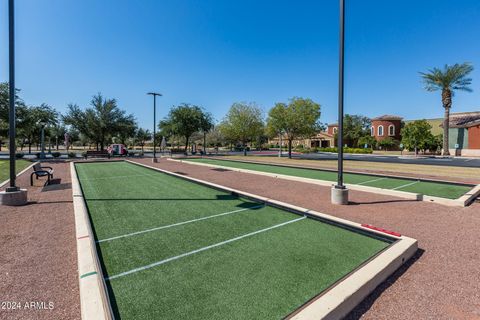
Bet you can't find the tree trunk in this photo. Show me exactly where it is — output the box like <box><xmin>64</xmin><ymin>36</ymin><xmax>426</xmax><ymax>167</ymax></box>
<box><xmin>28</xmin><ymin>142</ymin><xmax>32</xmax><ymax>154</ymax></box>
<box><xmin>204</xmin><ymin>133</ymin><xmax>207</xmax><ymax>154</ymax></box>
<box><xmin>184</xmin><ymin>136</ymin><xmax>189</xmax><ymax>153</ymax></box>
<box><xmin>56</xmin><ymin>136</ymin><xmax>59</xmax><ymax>150</ymax></box>
<box><xmin>243</xmin><ymin>141</ymin><xmax>247</xmax><ymax>156</ymax></box>
<box><xmin>288</xmin><ymin>140</ymin><xmax>292</xmax><ymax>159</ymax></box>
<box><xmin>441</xmin><ymin>88</ymin><xmax>452</xmax><ymax>156</ymax></box>
<box><xmin>442</xmin><ymin>107</ymin><xmax>450</xmax><ymax>156</ymax></box>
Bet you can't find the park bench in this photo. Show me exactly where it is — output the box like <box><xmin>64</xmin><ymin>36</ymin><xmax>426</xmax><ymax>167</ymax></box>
<box><xmin>30</xmin><ymin>163</ymin><xmax>54</xmax><ymax>186</ymax></box>
<box><xmin>85</xmin><ymin>150</ymin><xmax>110</xmax><ymax>159</ymax></box>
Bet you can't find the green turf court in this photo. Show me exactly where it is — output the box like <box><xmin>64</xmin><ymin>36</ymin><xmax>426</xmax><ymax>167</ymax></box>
<box><xmin>184</xmin><ymin>158</ymin><xmax>473</xmax><ymax>199</ymax></box>
<box><xmin>75</xmin><ymin>161</ymin><xmax>394</xmax><ymax>319</ymax></box>
<box><xmin>0</xmin><ymin>159</ymin><xmax>32</xmax><ymax>183</ymax></box>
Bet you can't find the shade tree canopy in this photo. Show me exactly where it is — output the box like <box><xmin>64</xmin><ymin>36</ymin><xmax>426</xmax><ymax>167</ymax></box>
<box><xmin>219</xmin><ymin>102</ymin><xmax>264</xmax><ymax>156</ymax></box>
<box><xmin>400</xmin><ymin>120</ymin><xmax>435</xmax><ymax>155</ymax></box>
<box><xmin>267</xmin><ymin>97</ymin><xmax>321</xmax><ymax>158</ymax></box>
<box><xmin>158</xmin><ymin>104</ymin><xmax>209</xmax><ymax>152</ymax></box>
<box><xmin>63</xmin><ymin>93</ymin><xmax>136</xmax><ymax>150</ymax></box>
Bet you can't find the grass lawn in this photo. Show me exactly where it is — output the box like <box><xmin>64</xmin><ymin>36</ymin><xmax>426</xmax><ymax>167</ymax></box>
<box><xmin>184</xmin><ymin>158</ymin><xmax>473</xmax><ymax>199</ymax></box>
<box><xmin>0</xmin><ymin>159</ymin><xmax>32</xmax><ymax>183</ymax></box>
<box><xmin>75</xmin><ymin>161</ymin><xmax>391</xmax><ymax>319</ymax></box>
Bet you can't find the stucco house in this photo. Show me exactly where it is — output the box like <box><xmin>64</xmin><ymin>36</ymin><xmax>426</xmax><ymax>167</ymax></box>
<box><xmin>439</xmin><ymin>111</ymin><xmax>480</xmax><ymax>156</ymax></box>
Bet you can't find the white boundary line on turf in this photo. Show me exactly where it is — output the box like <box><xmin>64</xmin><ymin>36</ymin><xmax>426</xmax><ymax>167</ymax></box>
<box><xmin>357</xmin><ymin>177</ymin><xmax>387</xmax><ymax>185</ymax></box>
<box><xmin>127</xmin><ymin>159</ymin><xmax>418</xmax><ymax>319</ymax></box>
<box><xmin>106</xmin><ymin>216</ymin><xmax>306</xmax><ymax>281</ymax></box>
<box><xmin>173</xmin><ymin>158</ymin><xmax>479</xmax><ymax>207</ymax></box>
<box><xmin>97</xmin><ymin>205</ymin><xmax>264</xmax><ymax>243</ymax></box>
<box><xmin>0</xmin><ymin>161</ymin><xmax>38</xmax><ymax>189</ymax></box>
<box><xmin>80</xmin><ymin>174</ymin><xmax>150</xmax><ymax>181</ymax></box>
<box><xmin>392</xmin><ymin>180</ymin><xmax>420</xmax><ymax>190</ymax></box>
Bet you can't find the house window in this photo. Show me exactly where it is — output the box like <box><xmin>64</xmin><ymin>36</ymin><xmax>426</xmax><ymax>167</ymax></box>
<box><xmin>333</xmin><ymin>127</ymin><xmax>338</xmax><ymax>134</ymax></box>
<box><xmin>378</xmin><ymin>125</ymin><xmax>384</xmax><ymax>136</ymax></box>
<box><xmin>371</xmin><ymin>126</ymin><xmax>375</xmax><ymax>136</ymax></box>
<box><xmin>388</xmin><ymin>125</ymin><xmax>395</xmax><ymax>136</ymax></box>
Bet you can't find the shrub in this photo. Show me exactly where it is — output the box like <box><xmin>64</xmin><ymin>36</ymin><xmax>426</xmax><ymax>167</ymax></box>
<box><xmin>316</xmin><ymin>147</ymin><xmax>372</xmax><ymax>154</ymax></box>
<box><xmin>15</xmin><ymin>153</ymin><xmax>25</xmax><ymax>159</ymax></box>
<box><xmin>68</xmin><ymin>152</ymin><xmax>77</xmax><ymax>158</ymax></box>
<box><xmin>52</xmin><ymin>152</ymin><xmax>61</xmax><ymax>158</ymax></box>
<box><xmin>35</xmin><ymin>152</ymin><xmax>41</xmax><ymax>158</ymax></box>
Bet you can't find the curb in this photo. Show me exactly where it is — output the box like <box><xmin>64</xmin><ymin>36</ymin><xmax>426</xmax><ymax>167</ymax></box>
<box><xmin>70</xmin><ymin>162</ymin><xmax>114</xmax><ymax>320</ymax></box>
<box><xmin>128</xmin><ymin>159</ymin><xmax>418</xmax><ymax>319</ymax></box>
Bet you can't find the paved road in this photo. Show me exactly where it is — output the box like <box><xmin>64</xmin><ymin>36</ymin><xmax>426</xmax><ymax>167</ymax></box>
<box><xmin>2</xmin><ymin>150</ymin><xmax>479</xmax><ymax>168</ymax></box>
<box><xmin>223</xmin><ymin>151</ymin><xmax>480</xmax><ymax>168</ymax></box>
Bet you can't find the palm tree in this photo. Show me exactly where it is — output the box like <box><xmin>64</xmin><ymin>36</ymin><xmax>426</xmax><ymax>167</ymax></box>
<box><xmin>420</xmin><ymin>63</ymin><xmax>473</xmax><ymax>156</ymax></box>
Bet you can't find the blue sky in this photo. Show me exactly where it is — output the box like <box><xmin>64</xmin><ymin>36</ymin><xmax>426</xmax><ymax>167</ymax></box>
<box><xmin>1</xmin><ymin>0</ymin><xmax>479</xmax><ymax>129</ymax></box>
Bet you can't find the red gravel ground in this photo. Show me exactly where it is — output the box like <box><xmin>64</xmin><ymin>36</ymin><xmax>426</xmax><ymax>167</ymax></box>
<box><xmin>0</xmin><ymin>162</ymin><xmax>80</xmax><ymax>320</ymax></box>
<box><xmin>134</xmin><ymin>158</ymin><xmax>480</xmax><ymax>320</ymax></box>
<box><xmin>2</xmin><ymin>158</ymin><xmax>479</xmax><ymax>320</ymax></box>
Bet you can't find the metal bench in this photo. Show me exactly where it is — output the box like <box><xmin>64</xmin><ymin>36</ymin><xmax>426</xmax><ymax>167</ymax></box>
<box><xmin>30</xmin><ymin>163</ymin><xmax>54</xmax><ymax>186</ymax></box>
<box><xmin>85</xmin><ymin>150</ymin><xmax>111</xmax><ymax>159</ymax></box>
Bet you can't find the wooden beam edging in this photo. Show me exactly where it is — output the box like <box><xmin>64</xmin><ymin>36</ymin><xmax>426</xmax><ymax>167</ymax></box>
<box><xmin>169</xmin><ymin>158</ymin><xmax>477</xmax><ymax>207</ymax></box>
<box><xmin>70</xmin><ymin>162</ymin><xmax>114</xmax><ymax>320</ymax></box>
<box><xmin>128</xmin><ymin>159</ymin><xmax>418</xmax><ymax>320</ymax></box>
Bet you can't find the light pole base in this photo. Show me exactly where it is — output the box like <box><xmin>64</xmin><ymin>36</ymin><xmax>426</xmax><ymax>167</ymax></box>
<box><xmin>152</xmin><ymin>158</ymin><xmax>159</xmax><ymax>163</ymax></box>
<box><xmin>331</xmin><ymin>186</ymin><xmax>349</xmax><ymax>205</ymax></box>
<box><xmin>0</xmin><ymin>189</ymin><xmax>28</xmax><ymax>206</ymax></box>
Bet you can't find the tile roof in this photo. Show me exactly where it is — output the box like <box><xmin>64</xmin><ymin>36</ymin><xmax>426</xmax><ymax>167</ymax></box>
<box><xmin>371</xmin><ymin>114</ymin><xmax>403</xmax><ymax>121</ymax></box>
<box><xmin>440</xmin><ymin>111</ymin><xmax>480</xmax><ymax>128</ymax></box>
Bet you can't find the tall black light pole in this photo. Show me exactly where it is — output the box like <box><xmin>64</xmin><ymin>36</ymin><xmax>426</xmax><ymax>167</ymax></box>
<box><xmin>332</xmin><ymin>0</ymin><xmax>349</xmax><ymax>205</ymax></box>
<box><xmin>147</xmin><ymin>92</ymin><xmax>162</xmax><ymax>162</ymax></box>
<box><xmin>7</xmin><ymin>0</ymin><xmax>17</xmax><ymax>192</ymax></box>
<box><xmin>1</xmin><ymin>0</ymin><xmax>27</xmax><ymax>205</ymax></box>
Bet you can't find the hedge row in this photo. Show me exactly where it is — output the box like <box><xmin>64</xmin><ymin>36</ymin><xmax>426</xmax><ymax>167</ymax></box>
<box><xmin>294</xmin><ymin>147</ymin><xmax>373</xmax><ymax>154</ymax></box>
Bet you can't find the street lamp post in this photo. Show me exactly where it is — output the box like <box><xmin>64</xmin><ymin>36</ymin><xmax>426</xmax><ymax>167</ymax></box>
<box><xmin>38</xmin><ymin>121</ymin><xmax>46</xmax><ymax>160</ymax></box>
<box><xmin>147</xmin><ymin>92</ymin><xmax>162</xmax><ymax>163</ymax></box>
<box><xmin>331</xmin><ymin>0</ymin><xmax>349</xmax><ymax>205</ymax></box>
<box><xmin>0</xmin><ymin>0</ymin><xmax>28</xmax><ymax>205</ymax></box>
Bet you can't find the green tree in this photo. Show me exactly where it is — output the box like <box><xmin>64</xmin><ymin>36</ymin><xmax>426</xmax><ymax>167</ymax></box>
<box><xmin>63</xmin><ymin>93</ymin><xmax>136</xmax><ymax>150</ymax></box>
<box><xmin>341</xmin><ymin>114</ymin><xmax>372</xmax><ymax>148</ymax></box>
<box><xmin>425</xmin><ymin>133</ymin><xmax>443</xmax><ymax>154</ymax></box>
<box><xmin>49</xmin><ymin>125</ymin><xmax>67</xmax><ymax>150</ymax></box>
<box><xmin>199</xmin><ymin>112</ymin><xmax>214</xmax><ymax>154</ymax></box>
<box><xmin>135</xmin><ymin>128</ymin><xmax>151</xmax><ymax>152</ymax></box>
<box><xmin>266</xmin><ymin>97</ymin><xmax>321</xmax><ymax>158</ymax></box>
<box><xmin>377</xmin><ymin>137</ymin><xmax>396</xmax><ymax>151</ymax></box>
<box><xmin>18</xmin><ymin>104</ymin><xmax>58</xmax><ymax>153</ymax></box>
<box><xmin>0</xmin><ymin>82</ymin><xmax>26</xmax><ymax>151</ymax></box>
<box><xmin>420</xmin><ymin>63</ymin><xmax>474</xmax><ymax>155</ymax></box>
<box><xmin>220</xmin><ymin>102</ymin><xmax>264</xmax><ymax>156</ymax></box>
<box><xmin>401</xmin><ymin>120</ymin><xmax>434</xmax><ymax>155</ymax></box>
<box><xmin>358</xmin><ymin>135</ymin><xmax>377</xmax><ymax>149</ymax></box>
<box><xmin>206</xmin><ymin>126</ymin><xmax>226</xmax><ymax>150</ymax></box>
<box><xmin>159</xmin><ymin>104</ymin><xmax>206</xmax><ymax>153</ymax></box>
